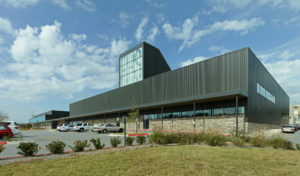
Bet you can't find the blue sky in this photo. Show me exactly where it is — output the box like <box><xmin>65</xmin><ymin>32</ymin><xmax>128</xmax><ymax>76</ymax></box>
<box><xmin>0</xmin><ymin>0</ymin><xmax>300</xmax><ymax>122</ymax></box>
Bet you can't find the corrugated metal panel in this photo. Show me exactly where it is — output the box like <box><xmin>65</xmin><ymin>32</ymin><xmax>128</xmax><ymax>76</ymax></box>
<box><xmin>247</xmin><ymin>48</ymin><xmax>289</xmax><ymax>125</ymax></box>
<box><xmin>70</xmin><ymin>48</ymin><xmax>249</xmax><ymax>117</ymax></box>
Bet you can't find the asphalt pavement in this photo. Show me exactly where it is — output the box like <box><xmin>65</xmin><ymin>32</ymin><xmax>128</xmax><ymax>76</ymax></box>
<box><xmin>0</xmin><ymin>130</ymin><xmax>127</xmax><ymax>158</ymax></box>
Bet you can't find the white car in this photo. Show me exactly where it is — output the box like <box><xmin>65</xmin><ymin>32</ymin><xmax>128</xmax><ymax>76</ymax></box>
<box><xmin>281</xmin><ymin>125</ymin><xmax>295</xmax><ymax>133</ymax></box>
<box><xmin>73</xmin><ymin>123</ymin><xmax>94</xmax><ymax>132</ymax></box>
<box><xmin>58</xmin><ymin>124</ymin><xmax>75</xmax><ymax>132</ymax></box>
<box><xmin>2</xmin><ymin>121</ymin><xmax>20</xmax><ymax>136</ymax></box>
<box><xmin>57</xmin><ymin>123</ymin><xmax>68</xmax><ymax>131</ymax></box>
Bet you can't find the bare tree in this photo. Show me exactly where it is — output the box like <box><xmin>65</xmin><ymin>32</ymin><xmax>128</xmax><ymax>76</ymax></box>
<box><xmin>0</xmin><ymin>111</ymin><xmax>9</xmax><ymax>122</ymax></box>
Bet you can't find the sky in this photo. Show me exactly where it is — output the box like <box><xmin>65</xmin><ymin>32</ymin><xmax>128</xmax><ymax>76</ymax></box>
<box><xmin>0</xmin><ymin>0</ymin><xmax>300</xmax><ymax>123</ymax></box>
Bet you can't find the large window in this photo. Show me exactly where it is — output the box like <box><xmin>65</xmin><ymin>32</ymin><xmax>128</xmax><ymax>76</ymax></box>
<box><xmin>120</xmin><ymin>47</ymin><xmax>143</xmax><ymax>87</ymax></box>
<box><xmin>257</xmin><ymin>83</ymin><xmax>275</xmax><ymax>103</ymax></box>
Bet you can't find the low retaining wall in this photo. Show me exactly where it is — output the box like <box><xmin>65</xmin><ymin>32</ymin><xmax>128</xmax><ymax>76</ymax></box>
<box><xmin>149</xmin><ymin>115</ymin><xmax>246</xmax><ymax>133</ymax></box>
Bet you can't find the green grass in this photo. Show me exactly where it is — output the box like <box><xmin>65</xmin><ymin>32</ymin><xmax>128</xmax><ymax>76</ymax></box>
<box><xmin>1</xmin><ymin>145</ymin><xmax>300</xmax><ymax>175</ymax></box>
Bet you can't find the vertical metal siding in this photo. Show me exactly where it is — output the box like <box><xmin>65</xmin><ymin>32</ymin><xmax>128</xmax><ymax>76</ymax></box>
<box><xmin>70</xmin><ymin>48</ymin><xmax>248</xmax><ymax>116</ymax></box>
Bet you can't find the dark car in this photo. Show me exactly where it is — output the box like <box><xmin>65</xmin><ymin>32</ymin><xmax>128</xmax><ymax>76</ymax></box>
<box><xmin>0</xmin><ymin>123</ymin><xmax>14</xmax><ymax>138</ymax></box>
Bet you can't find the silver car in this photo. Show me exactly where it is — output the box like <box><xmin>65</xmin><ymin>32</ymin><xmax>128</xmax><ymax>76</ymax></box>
<box><xmin>97</xmin><ymin>123</ymin><xmax>123</xmax><ymax>133</ymax></box>
<box><xmin>281</xmin><ymin>125</ymin><xmax>295</xmax><ymax>133</ymax></box>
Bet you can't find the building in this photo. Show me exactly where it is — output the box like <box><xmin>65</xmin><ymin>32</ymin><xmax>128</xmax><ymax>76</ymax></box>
<box><xmin>50</xmin><ymin>42</ymin><xmax>289</xmax><ymax>132</ymax></box>
<box><xmin>294</xmin><ymin>105</ymin><xmax>300</xmax><ymax>123</ymax></box>
<box><xmin>30</xmin><ymin>110</ymin><xmax>69</xmax><ymax>128</ymax></box>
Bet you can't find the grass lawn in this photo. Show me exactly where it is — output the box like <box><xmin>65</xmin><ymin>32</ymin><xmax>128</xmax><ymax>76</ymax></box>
<box><xmin>1</xmin><ymin>145</ymin><xmax>300</xmax><ymax>175</ymax></box>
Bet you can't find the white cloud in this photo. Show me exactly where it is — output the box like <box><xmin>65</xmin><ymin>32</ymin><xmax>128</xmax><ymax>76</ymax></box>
<box><xmin>145</xmin><ymin>0</ymin><xmax>164</xmax><ymax>8</ymax></box>
<box><xmin>147</xmin><ymin>26</ymin><xmax>159</xmax><ymax>42</ymax></box>
<box><xmin>76</xmin><ymin>0</ymin><xmax>95</xmax><ymax>12</ymax></box>
<box><xmin>180</xmin><ymin>56</ymin><xmax>207</xmax><ymax>67</ymax></box>
<box><xmin>206</xmin><ymin>0</ymin><xmax>251</xmax><ymax>14</ymax></box>
<box><xmin>0</xmin><ymin>17</ymin><xmax>14</xmax><ymax>34</ymax></box>
<box><xmin>0</xmin><ymin>21</ymin><xmax>130</xmax><ymax>101</ymax></box>
<box><xmin>209</xmin><ymin>45</ymin><xmax>231</xmax><ymax>54</ymax></box>
<box><xmin>135</xmin><ymin>17</ymin><xmax>148</xmax><ymax>42</ymax></box>
<box><xmin>70</xmin><ymin>33</ymin><xmax>87</xmax><ymax>42</ymax></box>
<box><xmin>163</xmin><ymin>17</ymin><xmax>264</xmax><ymax>51</ymax></box>
<box><xmin>258</xmin><ymin>0</ymin><xmax>300</xmax><ymax>11</ymax></box>
<box><xmin>50</xmin><ymin>0</ymin><xmax>70</xmax><ymax>9</ymax></box>
<box><xmin>118</xmin><ymin>12</ymin><xmax>133</xmax><ymax>28</ymax></box>
<box><xmin>279</xmin><ymin>50</ymin><xmax>295</xmax><ymax>60</ymax></box>
<box><xmin>0</xmin><ymin>0</ymin><xmax>39</xmax><ymax>8</ymax></box>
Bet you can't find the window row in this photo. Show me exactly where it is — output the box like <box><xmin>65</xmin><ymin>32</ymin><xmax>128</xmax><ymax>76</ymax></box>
<box><xmin>120</xmin><ymin>57</ymin><xmax>143</xmax><ymax>76</ymax></box>
<box><xmin>257</xmin><ymin>83</ymin><xmax>275</xmax><ymax>103</ymax></box>
<box><xmin>144</xmin><ymin>106</ymin><xmax>245</xmax><ymax>120</ymax></box>
<box><xmin>120</xmin><ymin>47</ymin><xmax>143</xmax><ymax>66</ymax></box>
<box><xmin>120</xmin><ymin>69</ymin><xmax>143</xmax><ymax>87</ymax></box>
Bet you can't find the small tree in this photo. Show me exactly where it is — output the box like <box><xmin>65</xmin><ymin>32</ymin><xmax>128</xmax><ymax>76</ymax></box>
<box><xmin>0</xmin><ymin>111</ymin><xmax>8</xmax><ymax>122</ymax></box>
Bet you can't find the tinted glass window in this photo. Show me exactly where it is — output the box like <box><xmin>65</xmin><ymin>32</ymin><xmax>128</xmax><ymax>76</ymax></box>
<box><xmin>2</xmin><ymin>122</ymin><xmax>10</xmax><ymax>126</ymax></box>
<box><xmin>0</xmin><ymin>124</ymin><xmax>7</xmax><ymax>130</ymax></box>
<box><xmin>84</xmin><ymin>123</ymin><xmax>87</xmax><ymax>126</ymax></box>
<box><xmin>77</xmin><ymin>123</ymin><xmax>82</xmax><ymax>126</ymax></box>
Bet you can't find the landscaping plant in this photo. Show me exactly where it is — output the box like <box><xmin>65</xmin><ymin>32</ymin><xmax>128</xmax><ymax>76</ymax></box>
<box><xmin>232</xmin><ymin>137</ymin><xmax>245</xmax><ymax>147</ymax></box>
<box><xmin>69</xmin><ymin>140</ymin><xmax>90</xmax><ymax>152</ymax></box>
<box><xmin>136</xmin><ymin>135</ymin><xmax>146</xmax><ymax>145</ymax></box>
<box><xmin>249</xmin><ymin>130</ymin><xmax>267</xmax><ymax>147</ymax></box>
<box><xmin>90</xmin><ymin>138</ymin><xmax>105</xmax><ymax>149</ymax></box>
<box><xmin>17</xmin><ymin>142</ymin><xmax>39</xmax><ymax>157</ymax></box>
<box><xmin>46</xmin><ymin>140</ymin><xmax>66</xmax><ymax>154</ymax></box>
<box><xmin>268</xmin><ymin>134</ymin><xmax>288</xmax><ymax>149</ymax></box>
<box><xmin>0</xmin><ymin>144</ymin><xmax>5</xmax><ymax>154</ymax></box>
<box><xmin>110</xmin><ymin>137</ymin><xmax>121</xmax><ymax>147</ymax></box>
<box><xmin>125</xmin><ymin>137</ymin><xmax>135</xmax><ymax>146</ymax></box>
<box><xmin>2</xmin><ymin>135</ymin><xmax>11</xmax><ymax>142</ymax></box>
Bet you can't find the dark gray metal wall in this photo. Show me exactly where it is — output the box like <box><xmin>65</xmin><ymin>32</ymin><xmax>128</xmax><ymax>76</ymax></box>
<box><xmin>247</xmin><ymin>48</ymin><xmax>289</xmax><ymax>125</ymax></box>
<box><xmin>70</xmin><ymin>48</ymin><xmax>249</xmax><ymax>117</ymax></box>
<box><xmin>45</xmin><ymin>110</ymin><xmax>69</xmax><ymax>120</ymax></box>
<box><xmin>143</xmin><ymin>42</ymin><xmax>171</xmax><ymax>79</ymax></box>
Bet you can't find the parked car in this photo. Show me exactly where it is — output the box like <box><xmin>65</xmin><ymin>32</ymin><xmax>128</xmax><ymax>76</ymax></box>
<box><xmin>59</xmin><ymin>124</ymin><xmax>75</xmax><ymax>132</ymax></box>
<box><xmin>2</xmin><ymin>121</ymin><xmax>20</xmax><ymax>136</ymax></box>
<box><xmin>97</xmin><ymin>123</ymin><xmax>123</xmax><ymax>133</ymax></box>
<box><xmin>288</xmin><ymin>124</ymin><xmax>298</xmax><ymax>131</ymax></box>
<box><xmin>92</xmin><ymin>124</ymin><xmax>103</xmax><ymax>132</ymax></box>
<box><xmin>281</xmin><ymin>125</ymin><xmax>295</xmax><ymax>133</ymax></box>
<box><xmin>57</xmin><ymin>123</ymin><xmax>68</xmax><ymax>131</ymax></box>
<box><xmin>0</xmin><ymin>123</ymin><xmax>14</xmax><ymax>138</ymax></box>
<box><xmin>73</xmin><ymin>123</ymin><xmax>94</xmax><ymax>132</ymax></box>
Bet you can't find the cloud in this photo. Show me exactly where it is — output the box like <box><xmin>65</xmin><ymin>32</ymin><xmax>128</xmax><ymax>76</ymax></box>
<box><xmin>147</xmin><ymin>26</ymin><xmax>159</xmax><ymax>42</ymax></box>
<box><xmin>209</xmin><ymin>45</ymin><xmax>231</xmax><ymax>54</ymax></box>
<box><xmin>135</xmin><ymin>17</ymin><xmax>148</xmax><ymax>42</ymax></box>
<box><xmin>163</xmin><ymin>17</ymin><xmax>264</xmax><ymax>51</ymax></box>
<box><xmin>258</xmin><ymin>0</ymin><xmax>300</xmax><ymax>11</ymax></box>
<box><xmin>76</xmin><ymin>0</ymin><xmax>95</xmax><ymax>12</ymax></box>
<box><xmin>206</xmin><ymin>0</ymin><xmax>251</xmax><ymax>14</ymax></box>
<box><xmin>257</xmin><ymin>38</ymin><xmax>300</xmax><ymax>104</ymax></box>
<box><xmin>50</xmin><ymin>0</ymin><xmax>70</xmax><ymax>9</ymax></box>
<box><xmin>118</xmin><ymin>12</ymin><xmax>133</xmax><ymax>28</ymax></box>
<box><xmin>0</xmin><ymin>0</ymin><xmax>39</xmax><ymax>8</ymax></box>
<box><xmin>0</xmin><ymin>20</ymin><xmax>130</xmax><ymax>101</ymax></box>
<box><xmin>0</xmin><ymin>17</ymin><xmax>15</xmax><ymax>34</ymax></box>
<box><xmin>180</xmin><ymin>56</ymin><xmax>207</xmax><ymax>67</ymax></box>
<box><xmin>145</xmin><ymin>0</ymin><xmax>164</xmax><ymax>8</ymax></box>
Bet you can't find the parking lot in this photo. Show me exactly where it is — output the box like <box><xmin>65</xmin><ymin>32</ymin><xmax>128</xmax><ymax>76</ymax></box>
<box><xmin>0</xmin><ymin>130</ymin><xmax>128</xmax><ymax>158</ymax></box>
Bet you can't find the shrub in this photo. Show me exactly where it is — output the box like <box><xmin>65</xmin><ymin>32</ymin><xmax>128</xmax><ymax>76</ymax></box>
<box><xmin>205</xmin><ymin>133</ymin><xmax>227</xmax><ymax>146</ymax></box>
<box><xmin>46</xmin><ymin>141</ymin><xmax>66</xmax><ymax>154</ymax></box>
<box><xmin>69</xmin><ymin>140</ymin><xmax>90</xmax><ymax>152</ymax></box>
<box><xmin>2</xmin><ymin>135</ymin><xmax>11</xmax><ymax>141</ymax></box>
<box><xmin>0</xmin><ymin>144</ymin><xmax>5</xmax><ymax>154</ymax></box>
<box><xmin>136</xmin><ymin>135</ymin><xmax>146</xmax><ymax>145</ymax></box>
<box><xmin>110</xmin><ymin>137</ymin><xmax>121</xmax><ymax>147</ymax></box>
<box><xmin>268</xmin><ymin>134</ymin><xmax>287</xmax><ymax>149</ymax></box>
<box><xmin>232</xmin><ymin>137</ymin><xmax>245</xmax><ymax>147</ymax></box>
<box><xmin>17</xmin><ymin>142</ymin><xmax>39</xmax><ymax>157</ymax></box>
<box><xmin>149</xmin><ymin>132</ymin><xmax>168</xmax><ymax>144</ymax></box>
<box><xmin>250</xmin><ymin>130</ymin><xmax>267</xmax><ymax>147</ymax></box>
<box><xmin>283</xmin><ymin>141</ymin><xmax>294</xmax><ymax>150</ymax></box>
<box><xmin>296</xmin><ymin>144</ymin><xmax>300</xmax><ymax>150</ymax></box>
<box><xmin>126</xmin><ymin>137</ymin><xmax>135</xmax><ymax>146</ymax></box>
<box><xmin>90</xmin><ymin>138</ymin><xmax>105</xmax><ymax>149</ymax></box>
